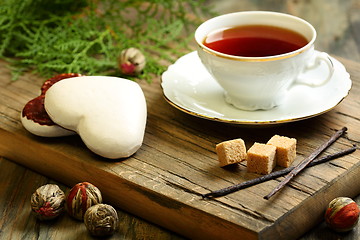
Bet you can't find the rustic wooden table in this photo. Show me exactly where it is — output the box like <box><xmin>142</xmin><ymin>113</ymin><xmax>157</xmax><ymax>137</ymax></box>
<box><xmin>1</xmin><ymin>0</ymin><xmax>360</xmax><ymax>239</ymax></box>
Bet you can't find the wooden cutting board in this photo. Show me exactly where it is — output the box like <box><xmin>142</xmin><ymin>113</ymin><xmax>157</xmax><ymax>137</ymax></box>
<box><xmin>0</xmin><ymin>56</ymin><xmax>359</xmax><ymax>240</ymax></box>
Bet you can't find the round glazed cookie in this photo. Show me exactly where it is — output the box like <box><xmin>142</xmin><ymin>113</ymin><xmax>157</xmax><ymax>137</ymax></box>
<box><xmin>44</xmin><ymin>76</ymin><xmax>147</xmax><ymax>159</ymax></box>
<box><xmin>21</xmin><ymin>73</ymin><xmax>82</xmax><ymax>137</ymax></box>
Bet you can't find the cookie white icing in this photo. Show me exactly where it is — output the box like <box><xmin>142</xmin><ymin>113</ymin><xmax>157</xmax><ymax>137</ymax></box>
<box><xmin>21</xmin><ymin>73</ymin><xmax>82</xmax><ymax>137</ymax></box>
<box><xmin>44</xmin><ymin>76</ymin><xmax>147</xmax><ymax>159</ymax></box>
<box><xmin>21</xmin><ymin>114</ymin><xmax>75</xmax><ymax>137</ymax></box>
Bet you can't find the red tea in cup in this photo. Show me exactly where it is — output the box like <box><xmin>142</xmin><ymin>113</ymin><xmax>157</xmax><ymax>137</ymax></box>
<box><xmin>203</xmin><ymin>25</ymin><xmax>308</xmax><ymax>57</ymax></box>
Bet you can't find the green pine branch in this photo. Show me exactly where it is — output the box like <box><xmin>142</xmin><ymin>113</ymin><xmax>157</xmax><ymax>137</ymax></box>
<box><xmin>0</xmin><ymin>0</ymin><xmax>214</xmax><ymax>81</ymax></box>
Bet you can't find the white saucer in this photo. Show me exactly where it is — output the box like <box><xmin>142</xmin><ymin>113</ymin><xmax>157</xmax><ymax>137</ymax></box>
<box><xmin>161</xmin><ymin>51</ymin><xmax>352</xmax><ymax>126</ymax></box>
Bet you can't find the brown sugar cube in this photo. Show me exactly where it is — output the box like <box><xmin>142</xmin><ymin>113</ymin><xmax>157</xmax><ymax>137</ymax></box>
<box><xmin>216</xmin><ymin>138</ymin><xmax>247</xmax><ymax>167</ymax></box>
<box><xmin>267</xmin><ymin>135</ymin><xmax>297</xmax><ymax>168</ymax></box>
<box><xmin>247</xmin><ymin>143</ymin><xmax>276</xmax><ymax>175</ymax></box>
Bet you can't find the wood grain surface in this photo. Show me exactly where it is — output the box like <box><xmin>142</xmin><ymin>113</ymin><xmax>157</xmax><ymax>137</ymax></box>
<box><xmin>1</xmin><ymin>0</ymin><xmax>360</xmax><ymax>239</ymax></box>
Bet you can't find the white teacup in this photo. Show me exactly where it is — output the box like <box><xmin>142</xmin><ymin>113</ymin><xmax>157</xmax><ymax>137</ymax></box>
<box><xmin>195</xmin><ymin>11</ymin><xmax>334</xmax><ymax>111</ymax></box>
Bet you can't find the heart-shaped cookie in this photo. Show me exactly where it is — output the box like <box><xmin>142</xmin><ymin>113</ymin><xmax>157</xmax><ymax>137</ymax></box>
<box><xmin>21</xmin><ymin>73</ymin><xmax>82</xmax><ymax>137</ymax></box>
<box><xmin>44</xmin><ymin>76</ymin><xmax>147</xmax><ymax>159</ymax></box>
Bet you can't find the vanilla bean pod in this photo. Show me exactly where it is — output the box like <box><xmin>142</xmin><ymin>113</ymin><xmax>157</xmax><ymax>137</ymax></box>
<box><xmin>202</xmin><ymin>144</ymin><xmax>356</xmax><ymax>199</ymax></box>
<box><xmin>263</xmin><ymin>127</ymin><xmax>347</xmax><ymax>200</ymax></box>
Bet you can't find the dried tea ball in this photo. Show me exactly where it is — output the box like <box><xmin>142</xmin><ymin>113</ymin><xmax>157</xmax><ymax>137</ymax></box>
<box><xmin>325</xmin><ymin>197</ymin><xmax>360</xmax><ymax>232</ymax></box>
<box><xmin>30</xmin><ymin>184</ymin><xmax>65</xmax><ymax>220</ymax></box>
<box><xmin>118</xmin><ymin>47</ymin><xmax>146</xmax><ymax>76</ymax></box>
<box><xmin>84</xmin><ymin>204</ymin><xmax>119</xmax><ymax>237</ymax></box>
<box><xmin>65</xmin><ymin>182</ymin><xmax>102</xmax><ymax>220</ymax></box>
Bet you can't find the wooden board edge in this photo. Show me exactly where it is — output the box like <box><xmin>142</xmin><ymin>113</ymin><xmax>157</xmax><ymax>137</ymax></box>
<box><xmin>259</xmin><ymin>160</ymin><xmax>360</xmax><ymax>240</ymax></box>
<box><xmin>0</xmin><ymin>128</ymin><xmax>260</xmax><ymax>240</ymax></box>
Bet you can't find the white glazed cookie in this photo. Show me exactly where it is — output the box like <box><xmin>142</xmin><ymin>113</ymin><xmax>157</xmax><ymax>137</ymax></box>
<box><xmin>44</xmin><ymin>76</ymin><xmax>147</xmax><ymax>159</ymax></box>
<box><xmin>21</xmin><ymin>115</ymin><xmax>74</xmax><ymax>137</ymax></box>
<box><xmin>21</xmin><ymin>73</ymin><xmax>81</xmax><ymax>137</ymax></box>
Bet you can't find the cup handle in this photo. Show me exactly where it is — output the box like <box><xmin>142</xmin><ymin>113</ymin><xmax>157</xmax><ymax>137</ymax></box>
<box><xmin>291</xmin><ymin>52</ymin><xmax>335</xmax><ymax>88</ymax></box>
